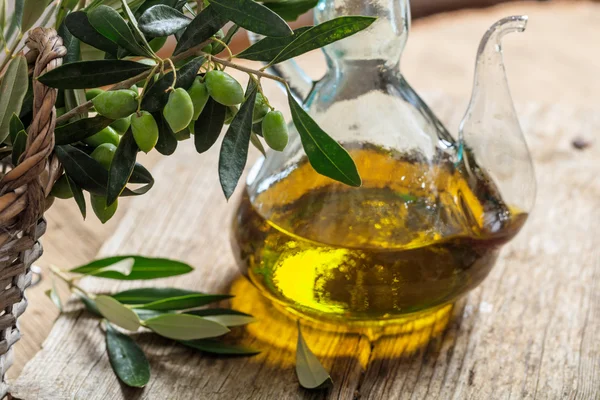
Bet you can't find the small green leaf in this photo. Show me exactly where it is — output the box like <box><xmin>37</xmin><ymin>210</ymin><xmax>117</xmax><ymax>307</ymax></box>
<box><xmin>135</xmin><ymin>0</ymin><xmax>180</xmax><ymax>18</ymax></box>
<box><xmin>120</xmin><ymin>0</ymin><xmax>155</xmax><ymax>57</ymax></box>
<box><xmin>44</xmin><ymin>278</ymin><xmax>63</xmax><ymax>312</ymax></box>
<box><xmin>54</xmin><ymin>115</ymin><xmax>113</xmax><ymax>145</ymax></box>
<box><xmin>96</xmin><ymin>295</ymin><xmax>141</xmax><ymax>331</ymax></box>
<box><xmin>105</xmin><ymin>322</ymin><xmax>150</xmax><ymax>388</ymax></box>
<box><xmin>70</xmin><ymin>256</ymin><xmax>193</xmax><ymax>280</ymax></box>
<box><xmin>90</xmin><ymin>257</ymin><xmax>134</xmax><ymax>277</ymax></box>
<box><xmin>133</xmin><ymin>294</ymin><xmax>232</xmax><ymax>311</ymax></box>
<box><xmin>133</xmin><ymin>309</ymin><xmax>169</xmax><ymax>321</ymax></box>
<box><xmin>287</xmin><ymin>89</ymin><xmax>361</xmax><ymax>187</ymax></box>
<box><xmin>270</xmin><ymin>16</ymin><xmax>376</xmax><ymax>65</ymax></box>
<box><xmin>113</xmin><ymin>287</ymin><xmax>204</xmax><ymax>304</ymax></box>
<box><xmin>179</xmin><ymin>339</ymin><xmax>260</xmax><ymax>355</ymax></box>
<box><xmin>38</xmin><ymin>60</ymin><xmax>151</xmax><ymax>89</ymax></box>
<box><xmin>11</xmin><ymin>130</ymin><xmax>27</xmax><ymax>166</ymax></box>
<box><xmin>173</xmin><ymin>6</ymin><xmax>227</xmax><ymax>56</ymax></box>
<box><xmin>139</xmin><ymin>5</ymin><xmax>191</xmax><ymax>37</ymax></box>
<box><xmin>55</xmin><ymin>145</ymin><xmax>108</xmax><ymax>196</ymax></box>
<box><xmin>56</xmin><ymin>0</ymin><xmax>80</xmax><ymax>28</ymax></box>
<box><xmin>187</xmin><ymin>308</ymin><xmax>255</xmax><ymax>326</ymax></box>
<box><xmin>5</xmin><ymin>0</ymin><xmax>24</xmax><ymax>42</ymax></box>
<box><xmin>296</xmin><ymin>321</ymin><xmax>332</xmax><ymax>389</ymax></box>
<box><xmin>218</xmin><ymin>85</ymin><xmax>257</xmax><ymax>199</ymax></box>
<box><xmin>237</xmin><ymin>26</ymin><xmax>310</xmax><ymax>61</ymax></box>
<box><xmin>88</xmin><ymin>5</ymin><xmax>151</xmax><ymax>57</ymax></box>
<box><xmin>264</xmin><ymin>0</ymin><xmax>318</xmax><ymax>22</ymax></box>
<box><xmin>22</xmin><ymin>0</ymin><xmax>46</xmax><ymax>31</ymax></box>
<box><xmin>144</xmin><ymin>314</ymin><xmax>229</xmax><ymax>340</ymax></box>
<box><xmin>107</xmin><ymin>129</ymin><xmax>138</xmax><ymax>205</ymax></box>
<box><xmin>9</xmin><ymin>113</ymin><xmax>25</xmax><ymax>144</ymax></box>
<box><xmin>65</xmin><ymin>11</ymin><xmax>118</xmax><ymax>55</ymax></box>
<box><xmin>250</xmin><ymin>132</ymin><xmax>266</xmax><ymax>156</ymax></box>
<box><xmin>154</xmin><ymin>112</ymin><xmax>178</xmax><ymax>155</ymax></box>
<box><xmin>65</xmin><ymin>175</ymin><xmax>86</xmax><ymax>219</ymax></box>
<box><xmin>0</xmin><ymin>56</ymin><xmax>28</xmax><ymax>143</ymax></box>
<box><xmin>209</xmin><ymin>0</ymin><xmax>292</xmax><ymax>37</ymax></box>
<box><xmin>120</xmin><ymin>163</ymin><xmax>155</xmax><ymax>197</ymax></box>
<box><xmin>194</xmin><ymin>97</ymin><xmax>226</xmax><ymax>153</ymax></box>
<box><xmin>58</xmin><ymin>21</ymin><xmax>81</xmax><ymax>64</ymax></box>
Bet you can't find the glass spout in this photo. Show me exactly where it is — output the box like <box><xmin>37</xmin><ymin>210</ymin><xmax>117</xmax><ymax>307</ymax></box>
<box><xmin>459</xmin><ymin>16</ymin><xmax>536</xmax><ymax>214</ymax></box>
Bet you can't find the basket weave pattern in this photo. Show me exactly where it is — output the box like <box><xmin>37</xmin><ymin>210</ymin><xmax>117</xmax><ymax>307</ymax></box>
<box><xmin>0</xmin><ymin>28</ymin><xmax>65</xmax><ymax>395</ymax></box>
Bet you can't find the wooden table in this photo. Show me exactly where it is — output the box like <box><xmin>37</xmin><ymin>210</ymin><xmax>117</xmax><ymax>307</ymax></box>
<box><xmin>10</xmin><ymin>1</ymin><xmax>600</xmax><ymax>398</ymax></box>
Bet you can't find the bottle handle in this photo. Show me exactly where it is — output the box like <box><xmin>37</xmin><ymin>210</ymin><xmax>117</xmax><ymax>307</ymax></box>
<box><xmin>247</xmin><ymin>32</ymin><xmax>315</xmax><ymax>103</ymax></box>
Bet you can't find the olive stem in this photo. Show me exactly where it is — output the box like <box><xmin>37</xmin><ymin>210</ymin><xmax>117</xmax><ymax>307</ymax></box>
<box><xmin>165</xmin><ymin>58</ymin><xmax>177</xmax><ymax>91</ymax></box>
<box><xmin>210</xmin><ymin>37</ymin><xmax>233</xmax><ymax>60</ymax></box>
<box><xmin>137</xmin><ymin>63</ymin><xmax>161</xmax><ymax>112</ymax></box>
<box><xmin>210</xmin><ymin>56</ymin><xmax>288</xmax><ymax>85</ymax></box>
<box><xmin>49</xmin><ymin>265</ymin><xmax>94</xmax><ymax>299</ymax></box>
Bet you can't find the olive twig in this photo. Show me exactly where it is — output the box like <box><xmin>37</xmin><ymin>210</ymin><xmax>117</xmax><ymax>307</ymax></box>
<box><xmin>211</xmin><ymin>56</ymin><xmax>287</xmax><ymax>85</ymax></box>
<box><xmin>49</xmin><ymin>265</ymin><xmax>94</xmax><ymax>299</ymax></box>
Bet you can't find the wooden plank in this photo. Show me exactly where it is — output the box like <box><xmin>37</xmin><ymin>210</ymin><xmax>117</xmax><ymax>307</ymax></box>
<box><xmin>10</xmin><ymin>97</ymin><xmax>600</xmax><ymax>399</ymax></box>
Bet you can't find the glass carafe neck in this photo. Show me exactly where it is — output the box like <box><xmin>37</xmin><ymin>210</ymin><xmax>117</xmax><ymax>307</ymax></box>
<box><xmin>315</xmin><ymin>0</ymin><xmax>410</xmax><ymax>68</ymax></box>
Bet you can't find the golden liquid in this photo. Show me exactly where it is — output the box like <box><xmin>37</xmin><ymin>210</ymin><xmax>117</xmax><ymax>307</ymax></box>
<box><xmin>231</xmin><ymin>146</ymin><xmax>526</xmax><ymax>326</ymax></box>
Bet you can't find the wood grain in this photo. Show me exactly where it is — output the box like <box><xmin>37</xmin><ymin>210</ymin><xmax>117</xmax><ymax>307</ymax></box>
<box><xmin>10</xmin><ymin>95</ymin><xmax>600</xmax><ymax>399</ymax></box>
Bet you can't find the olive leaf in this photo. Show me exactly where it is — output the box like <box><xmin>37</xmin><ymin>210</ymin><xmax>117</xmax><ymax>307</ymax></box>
<box><xmin>55</xmin><ymin>145</ymin><xmax>108</xmax><ymax>196</ymax></box>
<box><xmin>208</xmin><ymin>0</ymin><xmax>292</xmax><ymax>37</ymax></box>
<box><xmin>296</xmin><ymin>321</ymin><xmax>332</xmax><ymax>389</ymax></box>
<box><xmin>54</xmin><ymin>115</ymin><xmax>113</xmax><ymax>145</ymax></box>
<box><xmin>44</xmin><ymin>278</ymin><xmax>63</xmax><ymax>312</ymax></box>
<box><xmin>264</xmin><ymin>0</ymin><xmax>318</xmax><ymax>22</ymax></box>
<box><xmin>194</xmin><ymin>97</ymin><xmax>226</xmax><ymax>153</ymax></box>
<box><xmin>105</xmin><ymin>322</ymin><xmax>151</xmax><ymax>388</ymax></box>
<box><xmin>22</xmin><ymin>0</ymin><xmax>47</xmax><ymax>32</ymax></box>
<box><xmin>133</xmin><ymin>309</ymin><xmax>168</xmax><ymax>321</ymax></box>
<box><xmin>187</xmin><ymin>308</ymin><xmax>255</xmax><ymax>327</ymax></box>
<box><xmin>144</xmin><ymin>314</ymin><xmax>229</xmax><ymax>340</ymax></box>
<box><xmin>218</xmin><ymin>86</ymin><xmax>258</xmax><ymax>199</ymax></box>
<box><xmin>119</xmin><ymin>0</ymin><xmax>154</xmax><ymax>52</ymax></box>
<box><xmin>70</xmin><ymin>255</ymin><xmax>193</xmax><ymax>280</ymax></box>
<box><xmin>107</xmin><ymin>129</ymin><xmax>138</xmax><ymax>205</ymax></box>
<box><xmin>96</xmin><ymin>295</ymin><xmax>141</xmax><ymax>331</ymax></box>
<box><xmin>56</xmin><ymin>0</ymin><xmax>80</xmax><ymax>28</ymax></box>
<box><xmin>78</xmin><ymin>292</ymin><xmax>101</xmax><ymax>316</ymax></box>
<box><xmin>155</xmin><ymin>112</ymin><xmax>178</xmax><ymax>155</ymax></box>
<box><xmin>287</xmin><ymin>88</ymin><xmax>361</xmax><ymax>187</ymax></box>
<box><xmin>269</xmin><ymin>16</ymin><xmax>376</xmax><ymax>65</ymax></box>
<box><xmin>112</xmin><ymin>287</ymin><xmax>201</xmax><ymax>304</ymax></box>
<box><xmin>65</xmin><ymin>11</ymin><xmax>119</xmax><ymax>55</ymax></box>
<box><xmin>0</xmin><ymin>56</ymin><xmax>28</xmax><ymax>143</ymax></box>
<box><xmin>88</xmin><ymin>5</ymin><xmax>151</xmax><ymax>57</ymax></box>
<box><xmin>64</xmin><ymin>89</ymin><xmax>88</xmax><ymax>121</ymax></box>
<box><xmin>132</xmin><ymin>293</ymin><xmax>232</xmax><ymax>311</ymax></box>
<box><xmin>173</xmin><ymin>6</ymin><xmax>227</xmax><ymax>56</ymax></box>
<box><xmin>135</xmin><ymin>0</ymin><xmax>181</xmax><ymax>18</ymax></box>
<box><xmin>57</xmin><ymin>21</ymin><xmax>81</xmax><ymax>64</ymax></box>
<box><xmin>139</xmin><ymin>5</ymin><xmax>191</xmax><ymax>37</ymax></box>
<box><xmin>11</xmin><ymin>130</ymin><xmax>27</xmax><ymax>166</ymax></box>
<box><xmin>179</xmin><ymin>340</ymin><xmax>260</xmax><ymax>355</ymax></box>
<box><xmin>66</xmin><ymin>174</ymin><xmax>86</xmax><ymax>219</ymax></box>
<box><xmin>250</xmin><ymin>133</ymin><xmax>266</xmax><ymax>156</ymax></box>
<box><xmin>5</xmin><ymin>0</ymin><xmax>24</xmax><ymax>41</ymax></box>
<box><xmin>120</xmin><ymin>162</ymin><xmax>155</xmax><ymax>197</ymax></box>
<box><xmin>236</xmin><ymin>26</ymin><xmax>310</xmax><ymax>61</ymax></box>
<box><xmin>89</xmin><ymin>257</ymin><xmax>135</xmax><ymax>277</ymax></box>
<box><xmin>9</xmin><ymin>113</ymin><xmax>25</xmax><ymax>144</ymax></box>
<box><xmin>38</xmin><ymin>60</ymin><xmax>151</xmax><ymax>89</ymax></box>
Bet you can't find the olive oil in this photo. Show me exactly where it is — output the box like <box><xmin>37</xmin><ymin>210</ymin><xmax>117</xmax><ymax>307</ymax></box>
<box><xmin>231</xmin><ymin>146</ymin><xmax>526</xmax><ymax>326</ymax></box>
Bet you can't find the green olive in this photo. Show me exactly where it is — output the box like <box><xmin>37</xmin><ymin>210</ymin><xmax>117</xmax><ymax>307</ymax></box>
<box><xmin>128</xmin><ymin>85</ymin><xmax>139</xmax><ymax>96</ymax></box>
<box><xmin>90</xmin><ymin>143</ymin><xmax>117</xmax><ymax>170</ymax></box>
<box><xmin>262</xmin><ymin>110</ymin><xmax>289</xmax><ymax>151</ymax></box>
<box><xmin>85</xmin><ymin>88</ymin><xmax>104</xmax><ymax>101</ymax></box>
<box><xmin>163</xmin><ymin>88</ymin><xmax>194</xmax><ymax>133</ymax></box>
<box><xmin>224</xmin><ymin>105</ymin><xmax>238</xmax><ymax>125</ymax></box>
<box><xmin>91</xmin><ymin>195</ymin><xmax>118</xmax><ymax>224</ymax></box>
<box><xmin>110</xmin><ymin>116</ymin><xmax>131</xmax><ymax>135</ymax></box>
<box><xmin>205</xmin><ymin>70</ymin><xmax>244</xmax><ymax>106</ymax></box>
<box><xmin>187</xmin><ymin>77</ymin><xmax>210</xmax><ymax>120</ymax></box>
<box><xmin>253</xmin><ymin>93</ymin><xmax>269</xmax><ymax>123</ymax></box>
<box><xmin>149</xmin><ymin>36</ymin><xmax>167</xmax><ymax>52</ymax></box>
<box><xmin>50</xmin><ymin>175</ymin><xmax>73</xmax><ymax>199</ymax></box>
<box><xmin>201</xmin><ymin>44</ymin><xmax>212</xmax><ymax>54</ymax></box>
<box><xmin>84</xmin><ymin>126</ymin><xmax>120</xmax><ymax>148</ymax></box>
<box><xmin>131</xmin><ymin>111</ymin><xmax>159</xmax><ymax>153</ymax></box>
<box><xmin>92</xmin><ymin>89</ymin><xmax>138</xmax><ymax>119</ymax></box>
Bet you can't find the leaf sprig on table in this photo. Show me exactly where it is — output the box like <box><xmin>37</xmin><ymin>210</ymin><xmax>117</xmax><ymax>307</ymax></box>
<box><xmin>48</xmin><ymin>255</ymin><xmax>332</xmax><ymax>390</ymax></box>
<box><xmin>48</xmin><ymin>255</ymin><xmax>260</xmax><ymax>388</ymax></box>
<box><xmin>0</xmin><ymin>0</ymin><xmax>375</xmax><ymax>225</ymax></box>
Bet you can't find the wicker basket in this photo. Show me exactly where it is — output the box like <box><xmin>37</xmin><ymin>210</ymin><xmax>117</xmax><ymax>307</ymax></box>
<box><xmin>0</xmin><ymin>28</ymin><xmax>65</xmax><ymax>396</ymax></box>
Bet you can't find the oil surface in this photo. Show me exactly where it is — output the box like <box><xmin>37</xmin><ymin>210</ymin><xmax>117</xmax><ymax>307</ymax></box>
<box><xmin>231</xmin><ymin>146</ymin><xmax>526</xmax><ymax>324</ymax></box>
